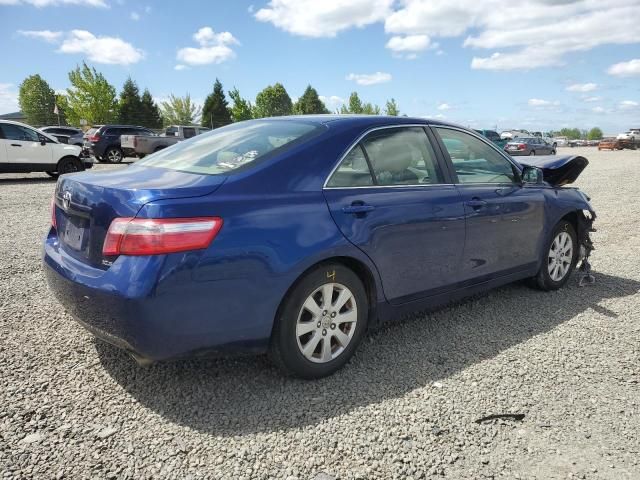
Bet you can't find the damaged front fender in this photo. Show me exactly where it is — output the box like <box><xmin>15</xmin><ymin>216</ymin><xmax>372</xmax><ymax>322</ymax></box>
<box><xmin>576</xmin><ymin>208</ymin><xmax>596</xmax><ymax>286</ymax></box>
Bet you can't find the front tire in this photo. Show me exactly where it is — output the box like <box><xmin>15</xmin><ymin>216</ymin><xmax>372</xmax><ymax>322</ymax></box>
<box><xmin>269</xmin><ymin>263</ymin><xmax>368</xmax><ymax>379</ymax></box>
<box><xmin>48</xmin><ymin>156</ymin><xmax>84</xmax><ymax>178</ymax></box>
<box><xmin>531</xmin><ymin>220</ymin><xmax>578</xmax><ymax>291</ymax></box>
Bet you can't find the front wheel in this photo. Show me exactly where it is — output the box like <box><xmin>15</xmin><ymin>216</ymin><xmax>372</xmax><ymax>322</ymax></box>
<box><xmin>269</xmin><ymin>264</ymin><xmax>368</xmax><ymax>379</ymax></box>
<box><xmin>531</xmin><ymin>220</ymin><xmax>578</xmax><ymax>291</ymax></box>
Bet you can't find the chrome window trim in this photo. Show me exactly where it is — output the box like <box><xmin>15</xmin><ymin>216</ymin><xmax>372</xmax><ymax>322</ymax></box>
<box><xmin>323</xmin><ymin>123</ymin><xmax>441</xmax><ymax>190</ymax></box>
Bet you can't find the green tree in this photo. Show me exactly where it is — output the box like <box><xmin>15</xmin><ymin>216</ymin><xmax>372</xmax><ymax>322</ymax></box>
<box><xmin>65</xmin><ymin>62</ymin><xmax>118</xmax><ymax>125</ymax></box>
<box><xmin>18</xmin><ymin>74</ymin><xmax>58</xmax><ymax>126</ymax></box>
<box><xmin>340</xmin><ymin>92</ymin><xmax>363</xmax><ymax>114</ymax></box>
<box><xmin>385</xmin><ymin>98</ymin><xmax>399</xmax><ymax>116</ymax></box>
<box><xmin>587</xmin><ymin>127</ymin><xmax>603</xmax><ymax>140</ymax></box>
<box><xmin>117</xmin><ymin>77</ymin><xmax>143</xmax><ymax>125</ymax></box>
<box><xmin>362</xmin><ymin>102</ymin><xmax>381</xmax><ymax>115</ymax></box>
<box><xmin>229</xmin><ymin>87</ymin><xmax>253</xmax><ymax>122</ymax></box>
<box><xmin>558</xmin><ymin>127</ymin><xmax>582</xmax><ymax>140</ymax></box>
<box><xmin>159</xmin><ymin>94</ymin><xmax>201</xmax><ymax>126</ymax></box>
<box><xmin>139</xmin><ymin>89</ymin><xmax>163</xmax><ymax>129</ymax></box>
<box><xmin>293</xmin><ymin>85</ymin><xmax>329</xmax><ymax>115</ymax></box>
<box><xmin>253</xmin><ymin>83</ymin><xmax>293</xmax><ymax>118</ymax></box>
<box><xmin>201</xmin><ymin>79</ymin><xmax>232</xmax><ymax>129</ymax></box>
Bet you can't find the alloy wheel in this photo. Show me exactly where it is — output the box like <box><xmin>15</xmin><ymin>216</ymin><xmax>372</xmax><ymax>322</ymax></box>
<box><xmin>108</xmin><ymin>149</ymin><xmax>123</xmax><ymax>163</ymax></box>
<box><xmin>296</xmin><ymin>282</ymin><xmax>358</xmax><ymax>363</ymax></box>
<box><xmin>548</xmin><ymin>231</ymin><xmax>573</xmax><ymax>281</ymax></box>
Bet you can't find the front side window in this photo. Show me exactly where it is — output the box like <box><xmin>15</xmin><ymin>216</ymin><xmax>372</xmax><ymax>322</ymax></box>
<box><xmin>1</xmin><ymin>124</ymin><xmax>40</xmax><ymax>142</ymax></box>
<box><xmin>436</xmin><ymin>128</ymin><xmax>518</xmax><ymax>184</ymax></box>
<box><xmin>137</xmin><ymin>120</ymin><xmax>319</xmax><ymax>175</ymax></box>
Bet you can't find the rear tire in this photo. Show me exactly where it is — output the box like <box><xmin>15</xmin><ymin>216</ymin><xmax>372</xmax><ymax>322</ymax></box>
<box><xmin>530</xmin><ymin>220</ymin><xmax>578</xmax><ymax>291</ymax></box>
<box><xmin>105</xmin><ymin>147</ymin><xmax>124</xmax><ymax>163</ymax></box>
<box><xmin>529</xmin><ymin>150</ymin><xmax>536</xmax><ymax>156</ymax></box>
<box><xmin>269</xmin><ymin>263</ymin><xmax>368</xmax><ymax>379</ymax></box>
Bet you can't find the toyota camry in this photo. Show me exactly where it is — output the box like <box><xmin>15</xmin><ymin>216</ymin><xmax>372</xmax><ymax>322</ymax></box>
<box><xmin>44</xmin><ymin>116</ymin><xmax>596</xmax><ymax>378</ymax></box>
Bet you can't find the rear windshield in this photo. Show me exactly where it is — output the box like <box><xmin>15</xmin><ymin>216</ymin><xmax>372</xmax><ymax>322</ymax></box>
<box><xmin>137</xmin><ymin>120</ymin><xmax>319</xmax><ymax>175</ymax></box>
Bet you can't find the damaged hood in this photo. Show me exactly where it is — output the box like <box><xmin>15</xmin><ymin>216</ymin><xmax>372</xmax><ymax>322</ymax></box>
<box><xmin>518</xmin><ymin>155</ymin><xmax>588</xmax><ymax>186</ymax></box>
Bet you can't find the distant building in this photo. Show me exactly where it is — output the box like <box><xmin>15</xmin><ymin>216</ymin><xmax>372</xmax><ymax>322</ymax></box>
<box><xmin>0</xmin><ymin>111</ymin><xmax>27</xmax><ymax>123</ymax></box>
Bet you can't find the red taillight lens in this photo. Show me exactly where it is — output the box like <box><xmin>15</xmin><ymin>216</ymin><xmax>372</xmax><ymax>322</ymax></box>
<box><xmin>103</xmin><ymin>217</ymin><xmax>223</xmax><ymax>256</ymax></box>
<box><xmin>51</xmin><ymin>196</ymin><xmax>57</xmax><ymax>229</ymax></box>
<box><xmin>88</xmin><ymin>134</ymin><xmax>100</xmax><ymax>142</ymax></box>
<box><xmin>518</xmin><ymin>143</ymin><xmax>526</xmax><ymax>150</ymax></box>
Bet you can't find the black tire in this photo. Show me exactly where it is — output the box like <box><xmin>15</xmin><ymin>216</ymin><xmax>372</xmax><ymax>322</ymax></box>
<box><xmin>551</xmin><ymin>149</ymin><xmax>556</xmax><ymax>155</ymax></box>
<box><xmin>531</xmin><ymin>219</ymin><xmax>578</xmax><ymax>291</ymax></box>
<box><xmin>105</xmin><ymin>147</ymin><xmax>124</xmax><ymax>163</ymax></box>
<box><xmin>56</xmin><ymin>156</ymin><xmax>84</xmax><ymax>176</ymax></box>
<box><xmin>154</xmin><ymin>146</ymin><xmax>166</xmax><ymax>153</ymax></box>
<box><xmin>269</xmin><ymin>263</ymin><xmax>369</xmax><ymax>379</ymax></box>
<box><xmin>529</xmin><ymin>150</ymin><xmax>536</xmax><ymax>156</ymax></box>
<box><xmin>46</xmin><ymin>171</ymin><xmax>58</xmax><ymax>179</ymax></box>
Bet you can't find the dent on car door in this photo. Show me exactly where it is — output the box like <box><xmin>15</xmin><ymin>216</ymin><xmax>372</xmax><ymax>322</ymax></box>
<box><xmin>433</xmin><ymin>127</ymin><xmax>545</xmax><ymax>281</ymax></box>
<box><xmin>323</xmin><ymin>126</ymin><xmax>466</xmax><ymax>304</ymax></box>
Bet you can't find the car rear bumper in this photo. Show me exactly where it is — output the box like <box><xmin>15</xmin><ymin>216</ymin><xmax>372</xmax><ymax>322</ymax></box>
<box><xmin>43</xmin><ymin>229</ymin><xmax>274</xmax><ymax>362</ymax></box>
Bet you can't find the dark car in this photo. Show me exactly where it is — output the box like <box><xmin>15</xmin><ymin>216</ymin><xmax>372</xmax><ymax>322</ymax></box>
<box><xmin>84</xmin><ymin>125</ymin><xmax>155</xmax><ymax>163</ymax></box>
<box><xmin>474</xmin><ymin>129</ymin><xmax>507</xmax><ymax>148</ymax></box>
<box><xmin>504</xmin><ymin>137</ymin><xmax>556</xmax><ymax>156</ymax></box>
<box><xmin>40</xmin><ymin>126</ymin><xmax>83</xmax><ymax>144</ymax></box>
<box><xmin>44</xmin><ymin>116</ymin><xmax>595</xmax><ymax>379</ymax></box>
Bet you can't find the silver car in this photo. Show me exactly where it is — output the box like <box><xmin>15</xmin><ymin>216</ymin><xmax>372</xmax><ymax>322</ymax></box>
<box><xmin>504</xmin><ymin>137</ymin><xmax>556</xmax><ymax>156</ymax></box>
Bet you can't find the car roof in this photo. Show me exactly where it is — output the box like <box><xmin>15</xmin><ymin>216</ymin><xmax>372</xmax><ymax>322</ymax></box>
<box><xmin>244</xmin><ymin>114</ymin><xmax>467</xmax><ymax>130</ymax></box>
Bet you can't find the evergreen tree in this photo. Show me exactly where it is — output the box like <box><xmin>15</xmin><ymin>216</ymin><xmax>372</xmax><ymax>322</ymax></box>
<box><xmin>362</xmin><ymin>102</ymin><xmax>381</xmax><ymax>115</ymax></box>
<box><xmin>253</xmin><ymin>83</ymin><xmax>293</xmax><ymax>118</ymax></box>
<box><xmin>18</xmin><ymin>74</ymin><xmax>58</xmax><ymax>126</ymax></box>
<box><xmin>140</xmin><ymin>89</ymin><xmax>162</xmax><ymax>129</ymax></box>
<box><xmin>293</xmin><ymin>85</ymin><xmax>329</xmax><ymax>115</ymax></box>
<box><xmin>117</xmin><ymin>77</ymin><xmax>143</xmax><ymax>125</ymax></box>
<box><xmin>340</xmin><ymin>92</ymin><xmax>364</xmax><ymax>114</ymax></box>
<box><xmin>385</xmin><ymin>98</ymin><xmax>399</xmax><ymax>116</ymax></box>
<box><xmin>201</xmin><ymin>79</ymin><xmax>232</xmax><ymax>129</ymax></box>
<box><xmin>229</xmin><ymin>87</ymin><xmax>253</xmax><ymax>122</ymax></box>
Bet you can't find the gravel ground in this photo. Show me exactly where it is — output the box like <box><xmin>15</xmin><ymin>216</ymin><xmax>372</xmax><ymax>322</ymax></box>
<box><xmin>1</xmin><ymin>147</ymin><xmax>639</xmax><ymax>479</ymax></box>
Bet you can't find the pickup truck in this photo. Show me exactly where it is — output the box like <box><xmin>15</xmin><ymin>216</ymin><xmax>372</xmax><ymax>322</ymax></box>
<box><xmin>121</xmin><ymin>125</ymin><xmax>210</xmax><ymax>158</ymax></box>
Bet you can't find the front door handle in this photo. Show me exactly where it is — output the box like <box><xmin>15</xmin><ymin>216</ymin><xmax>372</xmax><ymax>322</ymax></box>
<box><xmin>342</xmin><ymin>203</ymin><xmax>375</xmax><ymax>215</ymax></box>
<box><xmin>10</xmin><ymin>143</ymin><xmax>22</xmax><ymax>147</ymax></box>
<box><xmin>465</xmin><ymin>199</ymin><xmax>487</xmax><ymax>209</ymax></box>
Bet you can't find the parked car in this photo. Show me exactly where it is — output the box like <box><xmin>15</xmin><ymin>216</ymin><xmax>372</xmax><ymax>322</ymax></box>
<box><xmin>44</xmin><ymin>116</ymin><xmax>595</xmax><ymax>378</ymax></box>
<box><xmin>554</xmin><ymin>136</ymin><xmax>569</xmax><ymax>147</ymax></box>
<box><xmin>83</xmin><ymin>125</ymin><xmax>155</xmax><ymax>163</ymax></box>
<box><xmin>474</xmin><ymin>129</ymin><xmax>507</xmax><ymax>148</ymax></box>
<box><xmin>504</xmin><ymin>137</ymin><xmax>556</xmax><ymax>156</ymax></box>
<box><xmin>616</xmin><ymin>130</ymin><xmax>639</xmax><ymax>141</ymax></box>
<box><xmin>500</xmin><ymin>129</ymin><xmax>529</xmax><ymax>140</ymax></box>
<box><xmin>121</xmin><ymin>125</ymin><xmax>209</xmax><ymax>158</ymax></box>
<box><xmin>0</xmin><ymin>120</ymin><xmax>92</xmax><ymax>176</ymax></box>
<box><xmin>40</xmin><ymin>126</ymin><xmax>83</xmax><ymax>144</ymax></box>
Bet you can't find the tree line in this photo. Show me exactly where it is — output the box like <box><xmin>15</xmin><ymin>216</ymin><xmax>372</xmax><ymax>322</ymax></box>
<box><xmin>18</xmin><ymin>62</ymin><xmax>402</xmax><ymax>130</ymax></box>
<box><xmin>551</xmin><ymin>127</ymin><xmax>603</xmax><ymax>141</ymax></box>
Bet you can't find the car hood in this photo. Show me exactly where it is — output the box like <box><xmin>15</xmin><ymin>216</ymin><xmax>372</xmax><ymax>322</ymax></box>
<box><xmin>517</xmin><ymin>155</ymin><xmax>588</xmax><ymax>186</ymax></box>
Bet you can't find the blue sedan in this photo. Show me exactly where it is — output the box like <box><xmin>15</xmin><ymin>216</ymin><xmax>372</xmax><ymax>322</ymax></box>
<box><xmin>44</xmin><ymin>116</ymin><xmax>596</xmax><ymax>378</ymax></box>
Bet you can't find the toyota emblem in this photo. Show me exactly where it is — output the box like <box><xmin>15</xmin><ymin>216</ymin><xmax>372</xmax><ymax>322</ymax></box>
<box><xmin>62</xmin><ymin>190</ymin><xmax>72</xmax><ymax>210</ymax></box>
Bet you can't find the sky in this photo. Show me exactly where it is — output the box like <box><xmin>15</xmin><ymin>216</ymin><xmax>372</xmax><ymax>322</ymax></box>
<box><xmin>0</xmin><ymin>0</ymin><xmax>639</xmax><ymax>134</ymax></box>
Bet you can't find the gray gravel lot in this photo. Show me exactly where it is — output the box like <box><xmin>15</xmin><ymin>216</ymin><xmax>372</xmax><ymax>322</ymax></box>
<box><xmin>1</xmin><ymin>147</ymin><xmax>639</xmax><ymax>479</ymax></box>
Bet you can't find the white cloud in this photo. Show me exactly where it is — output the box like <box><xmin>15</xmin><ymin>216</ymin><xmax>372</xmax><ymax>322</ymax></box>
<box><xmin>619</xmin><ymin>100</ymin><xmax>638</xmax><ymax>110</ymax></box>
<box><xmin>58</xmin><ymin>30</ymin><xmax>144</xmax><ymax>65</ymax></box>
<box><xmin>566</xmin><ymin>83</ymin><xmax>597</xmax><ymax>92</ymax></box>
<box><xmin>174</xmin><ymin>64</ymin><xmax>188</xmax><ymax>71</ymax></box>
<box><xmin>607</xmin><ymin>58</ymin><xmax>640</xmax><ymax>77</ymax></box>
<box><xmin>528</xmin><ymin>98</ymin><xmax>559</xmax><ymax>107</ymax></box>
<box><xmin>385</xmin><ymin>0</ymin><xmax>640</xmax><ymax>70</ymax></box>
<box><xmin>0</xmin><ymin>0</ymin><xmax>107</xmax><ymax>6</ymax></box>
<box><xmin>319</xmin><ymin>95</ymin><xmax>345</xmax><ymax>110</ymax></box>
<box><xmin>437</xmin><ymin>102</ymin><xmax>451</xmax><ymax>111</ymax></box>
<box><xmin>254</xmin><ymin>0</ymin><xmax>393</xmax><ymax>38</ymax></box>
<box><xmin>18</xmin><ymin>28</ymin><xmax>144</xmax><ymax>65</ymax></box>
<box><xmin>346</xmin><ymin>72</ymin><xmax>392</xmax><ymax>86</ymax></box>
<box><xmin>130</xmin><ymin>12</ymin><xmax>140</xmax><ymax>21</ymax></box>
<box><xmin>592</xmin><ymin>106</ymin><xmax>606</xmax><ymax>113</ymax></box>
<box><xmin>0</xmin><ymin>83</ymin><xmax>19</xmax><ymax>114</ymax></box>
<box><xmin>386</xmin><ymin>34</ymin><xmax>430</xmax><ymax>52</ymax></box>
<box><xmin>176</xmin><ymin>27</ymin><xmax>239</xmax><ymax>66</ymax></box>
<box><xmin>18</xmin><ymin>29</ymin><xmax>62</xmax><ymax>43</ymax></box>
<box><xmin>583</xmin><ymin>96</ymin><xmax>601</xmax><ymax>103</ymax></box>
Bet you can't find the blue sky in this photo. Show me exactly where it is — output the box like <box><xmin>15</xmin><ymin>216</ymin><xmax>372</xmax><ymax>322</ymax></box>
<box><xmin>1</xmin><ymin>0</ymin><xmax>639</xmax><ymax>134</ymax></box>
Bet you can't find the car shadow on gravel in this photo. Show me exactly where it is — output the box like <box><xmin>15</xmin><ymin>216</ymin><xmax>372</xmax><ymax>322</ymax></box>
<box><xmin>96</xmin><ymin>272</ymin><xmax>640</xmax><ymax>436</ymax></box>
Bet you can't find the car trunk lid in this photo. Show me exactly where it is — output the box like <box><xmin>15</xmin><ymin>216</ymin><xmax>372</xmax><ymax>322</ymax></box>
<box><xmin>53</xmin><ymin>165</ymin><xmax>226</xmax><ymax>268</ymax></box>
<box><xmin>518</xmin><ymin>155</ymin><xmax>588</xmax><ymax>186</ymax></box>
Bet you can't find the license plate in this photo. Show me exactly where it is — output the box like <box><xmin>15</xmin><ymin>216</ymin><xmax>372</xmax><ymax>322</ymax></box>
<box><xmin>64</xmin><ymin>221</ymin><xmax>85</xmax><ymax>250</ymax></box>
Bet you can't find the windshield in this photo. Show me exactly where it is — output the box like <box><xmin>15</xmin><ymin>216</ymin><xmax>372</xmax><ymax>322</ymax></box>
<box><xmin>137</xmin><ymin>120</ymin><xmax>319</xmax><ymax>175</ymax></box>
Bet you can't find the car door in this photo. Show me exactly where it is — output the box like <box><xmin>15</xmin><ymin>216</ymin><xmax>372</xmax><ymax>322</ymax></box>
<box><xmin>432</xmin><ymin>127</ymin><xmax>545</xmax><ymax>281</ymax></box>
<box><xmin>0</xmin><ymin>123</ymin><xmax>53</xmax><ymax>166</ymax></box>
<box><xmin>323</xmin><ymin>126</ymin><xmax>466</xmax><ymax>304</ymax></box>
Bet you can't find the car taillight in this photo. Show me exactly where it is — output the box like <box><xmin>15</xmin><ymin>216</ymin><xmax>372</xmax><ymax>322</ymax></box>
<box><xmin>518</xmin><ymin>143</ymin><xmax>526</xmax><ymax>150</ymax></box>
<box><xmin>88</xmin><ymin>134</ymin><xmax>100</xmax><ymax>142</ymax></box>
<box><xmin>51</xmin><ymin>195</ymin><xmax>57</xmax><ymax>230</ymax></box>
<box><xmin>103</xmin><ymin>217</ymin><xmax>223</xmax><ymax>256</ymax></box>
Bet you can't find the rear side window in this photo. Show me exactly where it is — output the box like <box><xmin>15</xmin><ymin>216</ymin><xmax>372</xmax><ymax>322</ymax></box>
<box><xmin>326</xmin><ymin>145</ymin><xmax>373</xmax><ymax>187</ymax></box>
<box><xmin>137</xmin><ymin>120</ymin><xmax>319</xmax><ymax>175</ymax></box>
<box><xmin>436</xmin><ymin>128</ymin><xmax>518</xmax><ymax>184</ymax></box>
<box><xmin>183</xmin><ymin>127</ymin><xmax>196</xmax><ymax>139</ymax></box>
<box><xmin>104</xmin><ymin>128</ymin><xmax>124</xmax><ymax>136</ymax></box>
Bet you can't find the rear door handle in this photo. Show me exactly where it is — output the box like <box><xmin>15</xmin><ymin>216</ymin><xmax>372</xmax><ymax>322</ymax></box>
<box><xmin>465</xmin><ymin>199</ymin><xmax>487</xmax><ymax>209</ymax></box>
<box><xmin>342</xmin><ymin>204</ymin><xmax>375</xmax><ymax>215</ymax></box>
<box><xmin>10</xmin><ymin>143</ymin><xmax>22</xmax><ymax>147</ymax></box>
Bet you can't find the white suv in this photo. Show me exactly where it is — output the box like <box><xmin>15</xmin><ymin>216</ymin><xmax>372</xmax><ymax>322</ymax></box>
<box><xmin>0</xmin><ymin>120</ymin><xmax>92</xmax><ymax>177</ymax></box>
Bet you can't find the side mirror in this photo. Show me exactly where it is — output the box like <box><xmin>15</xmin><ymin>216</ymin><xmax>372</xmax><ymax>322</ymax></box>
<box><xmin>522</xmin><ymin>165</ymin><xmax>544</xmax><ymax>184</ymax></box>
